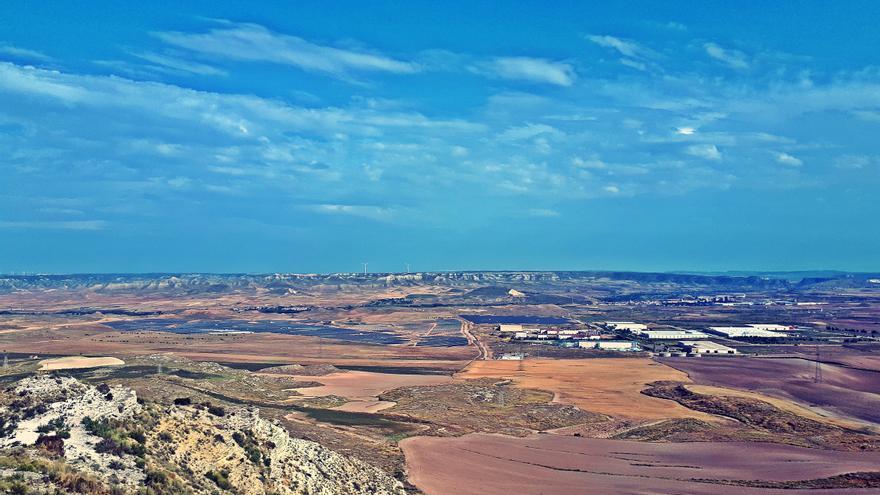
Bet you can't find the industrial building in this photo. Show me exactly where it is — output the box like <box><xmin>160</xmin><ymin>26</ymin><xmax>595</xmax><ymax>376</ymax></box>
<box><xmin>747</xmin><ymin>323</ymin><xmax>794</xmax><ymax>331</ymax></box>
<box><xmin>708</xmin><ymin>326</ymin><xmax>787</xmax><ymax>338</ymax></box>
<box><xmin>709</xmin><ymin>326</ymin><xmax>788</xmax><ymax>339</ymax></box>
<box><xmin>579</xmin><ymin>340</ymin><xmax>637</xmax><ymax>351</ymax></box>
<box><xmin>679</xmin><ymin>341</ymin><xmax>738</xmax><ymax>355</ymax></box>
<box><xmin>604</xmin><ymin>321</ymin><xmax>648</xmax><ymax>332</ymax></box>
<box><xmin>635</xmin><ymin>329</ymin><xmax>708</xmax><ymax>340</ymax></box>
<box><xmin>498</xmin><ymin>324</ymin><xmax>524</xmax><ymax>333</ymax></box>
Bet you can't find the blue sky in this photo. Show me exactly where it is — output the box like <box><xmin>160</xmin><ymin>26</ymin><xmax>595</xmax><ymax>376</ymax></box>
<box><xmin>1</xmin><ymin>1</ymin><xmax>878</xmax><ymax>273</ymax></box>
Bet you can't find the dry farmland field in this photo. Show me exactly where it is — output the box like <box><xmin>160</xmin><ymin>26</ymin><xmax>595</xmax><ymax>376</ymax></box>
<box><xmin>1</xmin><ymin>272</ymin><xmax>880</xmax><ymax>494</ymax></box>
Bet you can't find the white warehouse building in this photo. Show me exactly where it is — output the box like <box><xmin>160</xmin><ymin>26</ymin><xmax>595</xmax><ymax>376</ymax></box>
<box><xmin>679</xmin><ymin>341</ymin><xmax>738</xmax><ymax>355</ymax></box>
<box><xmin>579</xmin><ymin>340</ymin><xmax>637</xmax><ymax>351</ymax></box>
<box><xmin>638</xmin><ymin>329</ymin><xmax>708</xmax><ymax>340</ymax></box>
<box><xmin>604</xmin><ymin>321</ymin><xmax>648</xmax><ymax>332</ymax></box>
<box><xmin>748</xmin><ymin>324</ymin><xmax>794</xmax><ymax>331</ymax></box>
<box><xmin>708</xmin><ymin>326</ymin><xmax>787</xmax><ymax>338</ymax></box>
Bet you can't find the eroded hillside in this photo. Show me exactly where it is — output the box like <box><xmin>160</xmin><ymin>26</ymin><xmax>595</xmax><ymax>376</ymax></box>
<box><xmin>0</xmin><ymin>374</ymin><xmax>405</xmax><ymax>494</ymax></box>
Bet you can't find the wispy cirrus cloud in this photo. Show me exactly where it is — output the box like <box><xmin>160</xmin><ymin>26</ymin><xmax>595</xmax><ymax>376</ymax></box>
<box><xmin>0</xmin><ymin>44</ymin><xmax>52</xmax><ymax>62</ymax></box>
<box><xmin>527</xmin><ymin>208</ymin><xmax>560</xmax><ymax>217</ymax></box>
<box><xmin>130</xmin><ymin>51</ymin><xmax>227</xmax><ymax>76</ymax></box>
<box><xmin>587</xmin><ymin>35</ymin><xmax>644</xmax><ymax>58</ymax></box>
<box><xmin>1</xmin><ymin>22</ymin><xmax>879</xmax><ymax>241</ymax></box>
<box><xmin>154</xmin><ymin>22</ymin><xmax>418</xmax><ymax>79</ymax></box>
<box><xmin>475</xmin><ymin>57</ymin><xmax>576</xmax><ymax>86</ymax></box>
<box><xmin>0</xmin><ymin>220</ymin><xmax>107</xmax><ymax>230</ymax></box>
<box><xmin>587</xmin><ymin>34</ymin><xmax>660</xmax><ymax>72</ymax></box>
<box><xmin>308</xmin><ymin>204</ymin><xmax>396</xmax><ymax>221</ymax></box>
<box><xmin>704</xmin><ymin>42</ymin><xmax>749</xmax><ymax>69</ymax></box>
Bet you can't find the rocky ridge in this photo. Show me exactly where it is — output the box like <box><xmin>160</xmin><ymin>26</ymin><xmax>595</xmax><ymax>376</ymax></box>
<box><xmin>0</xmin><ymin>374</ymin><xmax>405</xmax><ymax>494</ymax></box>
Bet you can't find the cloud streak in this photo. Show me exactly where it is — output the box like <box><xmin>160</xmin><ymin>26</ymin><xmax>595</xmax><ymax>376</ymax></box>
<box><xmin>0</xmin><ymin>220</ymin><xmax>107</xmax><ymax>230</ymax></box>
<box><xmin>155</xmin><ymin>22</ymin><xmax>418</xmax><ymax>79</ymax></box>
<box><xmin>587</xmin><ymin>35</ymin><xmax>644</xmax><ymax>58</ymax></box>
<box><xmin>0</xmin><ymin>44</ymin><xmax>52</xmax><ymax>61</ymax></box>
<box><xmin>704</xmin><ymin>42</ymin><xmax>749</xmax><ymax>69</ymax></box>
<box><xmin>477</xmin><ymin>57</ymin><xmax>576</xmax><ymax>86</ymax></box>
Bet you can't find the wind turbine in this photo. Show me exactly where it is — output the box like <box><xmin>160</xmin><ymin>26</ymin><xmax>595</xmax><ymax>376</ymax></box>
<box><xmin>405</xmin><ymin>263</ymin><xmax>411</xmax><ymax>274</ymax></box>
<box><xmin>362</xmin><ymin>262</ymin><xmax>368</xmax><ymax>275</ymax></box>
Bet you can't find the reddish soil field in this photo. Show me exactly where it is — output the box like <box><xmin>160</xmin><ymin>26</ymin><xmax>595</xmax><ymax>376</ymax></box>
<box><xmin>662</xmin><ymin>356</ymin><xmax>880</xmax><ymax>425</ymax></box>
<box><xmin>402</xmin><ymin>433</ymin><xmax>880</xmax><ymax>495</ymax></box>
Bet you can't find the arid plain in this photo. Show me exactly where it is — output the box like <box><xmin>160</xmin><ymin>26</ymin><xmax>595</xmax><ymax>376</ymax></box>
<box><xmin>2</xmin><ymin>271</ymin><xmax>880</xmax><ymax>494</ymax></box>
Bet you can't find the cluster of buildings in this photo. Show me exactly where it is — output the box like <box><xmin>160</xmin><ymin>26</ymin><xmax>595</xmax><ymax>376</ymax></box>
<box><xmin>600</xmin><ymin>322</ymin><xmax>743</xmax><ymax>356</ymax></box>
<box><xmin>499</xmin><ymin>323</ymin><xmax>639</xmax><ymax>352</ymax></box>
<box><xmin>707</xmin><ymin>324</ymin><xmax>795</xmax><ymax>338</ymax></box>
<box><xmin>493</xmin><ymin>318</ymin><xmax>798</xmax><ymax>357</ymax></box>
<box><xmin>604</xmin><ymin>322</ymin><xmax>708</xmax><ymax>340</ymax></box>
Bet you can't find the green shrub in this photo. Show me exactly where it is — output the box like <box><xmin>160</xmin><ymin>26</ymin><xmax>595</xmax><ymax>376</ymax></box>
<box><xmin>205</xmin><ymin>469</ymin><xmax>231</xmax><ymax>490</ymax></box>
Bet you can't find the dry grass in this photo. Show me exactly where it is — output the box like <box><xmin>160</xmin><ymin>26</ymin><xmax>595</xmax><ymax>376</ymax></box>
<box><xmin>457</xmin><ymin>358</ymin><xmax>718</xmax><ymax>421</ymax></box>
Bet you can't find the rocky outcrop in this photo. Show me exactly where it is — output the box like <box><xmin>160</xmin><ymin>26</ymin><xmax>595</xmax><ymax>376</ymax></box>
<box><xmin>152</xmin><ymin>407</ymin><xmax>403</xmax><ymax>495</ymax></box>
<box><xmin>0</xmin><ymin>374</ymin><xmax>405</xmax><ymax>494</ymax></box>
<box><xmin>0</xmin><ymin>375</ymin><xmax>145</xmax><ymax>488</ymax></box>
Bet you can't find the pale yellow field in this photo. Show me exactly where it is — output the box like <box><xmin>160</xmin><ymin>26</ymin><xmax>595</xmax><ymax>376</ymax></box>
<box><xmin>457</xmin><ymin>358</ymin><xmax>718</xmax><ymax>421</ymax></box>
<box><xmin>38</xmin><ymin>356</ymin><xmax>124</xmax><ymax>370</ymax></box>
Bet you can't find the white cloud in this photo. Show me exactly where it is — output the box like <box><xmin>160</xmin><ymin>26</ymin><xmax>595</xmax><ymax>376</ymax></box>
<box><xmin>3</xmin><ymin>29</ymin><xmax>879</xmax><ymax>232</ymax></box>
<box><xmin>619</xmin><ymin>58</ymin><xmax>648</xmax><ymax>71</ymax></box>
<box><xmin>451</xmin><ymin>146</ymin><xmax>469</xmax><ymax>157</ymax></box>
<box><xmin>478</xmin><ymin>57</ymin><xmax>575</xmax><ymax>86</ymax></box>
<box><xmin>686</xmin><ymin>144</ymin><xmax>722</xmax><ymax>161</ymax></box>
<box><xmin>310</xmin><ymin>204</ymin><xmax>395</xmax><ymax>221</ymax></box>
<box><xmin>527</xmin><ymin>208</ymin><xmax>560</xmax><ymax>217</ymax></box>
<box><xmin>0</xmin><ymin>44</ymin><xmax>51</xmax><ymax>61</ymax></box>
<box><xmin>0</xmin><ymin>220</ymin><xmax>107</xmax><ymax>230</ymax></box>
<box><xmin>704</xmin><ymin>42</ymin><xmax>749</xmax><ymax>70</ymax></box>
<box><xmin>166</xmin><ymin>176</ymin><xmax>192</xmax><ymax>188</ymax></box>
<box><xmin>572</xmin><ymin>157</ymin><xmax>608</xmax><ymax>169</ymax></box>
<box><xmin>498</xmin><ymin>123</ymin><xmax>560</xmax><ymax>141</ymax></box>
<box><xmin>155</xmin><ymin>22</ymin><xmax>418</xmax><ymax>79</ymax></box>
<box><xmin>775</xmin><ymin>152</ymin><xmax>802</xmax><ymax>166</ymax></box>
<box><xmin>130</xmin><ymin>52</ymin><xmax>226</xmax><ymax>76</ymax></box>
<box><xmin>587</xmin><ymin>35</ymin><xmax>642</xmax><ymax>58</ymax></box>
<box><xmin>834</xmin><ymin>154</ymin><xmax>873</xmax><ymax>169</ymax></box>
<box><xmin>0</xmin><ymin>62</ymin><xmax>479</xmax><ymax>138</ymax></box>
